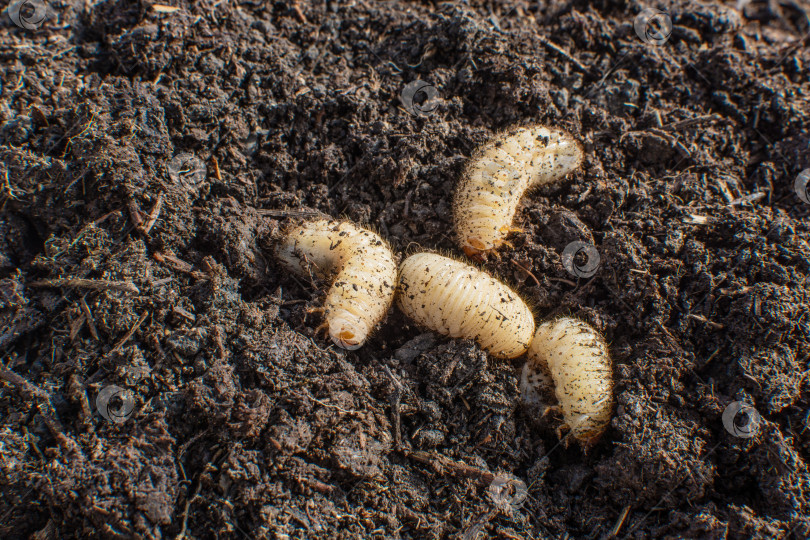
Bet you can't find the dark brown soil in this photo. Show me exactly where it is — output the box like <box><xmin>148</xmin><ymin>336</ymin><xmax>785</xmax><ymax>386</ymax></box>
<box><xmin>1</xmin><ymin>0</ymin><xmax>809</xmax><ymax>538</ymax></box>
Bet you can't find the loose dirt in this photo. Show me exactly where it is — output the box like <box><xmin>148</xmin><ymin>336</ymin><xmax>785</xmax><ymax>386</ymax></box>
<box><xmin>1</xmin><ymin>0</ymin><xmax>809</xmax><ymax>538</ymax></box>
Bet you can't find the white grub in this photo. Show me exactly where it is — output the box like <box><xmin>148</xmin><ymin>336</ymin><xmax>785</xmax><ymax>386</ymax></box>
<box><xmin>522</xmin><ymin>317</ymin><xmax>613</xmax><ymax>446</ymax></box>
<box><xmin>397</xmin><ymin>253</ymin><xmax>534</xmax><ymax>359</ymax></box>
<box><xmin>276</xmin><ymin>219</ymin><xmax>397</xmax><ymax>350</ymax></box>
<box><xmin>454</xmin><ymin>125</ymin><xmax>584</xmax><ymax>258</ymax></box>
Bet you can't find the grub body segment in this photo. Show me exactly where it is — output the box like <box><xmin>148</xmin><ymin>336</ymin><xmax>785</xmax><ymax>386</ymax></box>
<box><xmin>454</xmin><ymin>126</ymin><xmax>584</xmax><ymax>257</ymax></box>
<box><xmin>276</xmin><ymin>219</ymin><xmax>397</xmax><ymax>350</ymax></box>
<box><xmin>397</xmin><ymin>253</ymin><xmax>534</xmax><ymax>358</ymax></box>
<box><xmin>522</xmin><ymin>317</ymin><xmax>614</xmax><ymax>445</ymax></box>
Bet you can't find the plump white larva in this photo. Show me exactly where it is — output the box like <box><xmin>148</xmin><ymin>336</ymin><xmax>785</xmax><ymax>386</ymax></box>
<box><xmin>275</xmin><ymin>219</ymin><xmax>397</xmax><ymax>350</ymax></box>
<box><xmin>454</xmin><ymin>125</ymin><xmax>584</xmax><ymax>258</ymax></box>
<box><xmin>521</xmin><ymin>317</ymin><xmax>613</xmax><ymax>446</ymax></box>
<box><xmin>397</xmin><ymin>253</ymin><xmax>534</xmax><ymax>358</ymax></box>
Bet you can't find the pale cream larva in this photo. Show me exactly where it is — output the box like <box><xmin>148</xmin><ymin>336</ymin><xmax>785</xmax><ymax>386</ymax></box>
<box><xmin>521</xmin><ymin>317</ymin><xmax>614</xmax><ymax>446</ymax></box>
<box><xmin>275</xmin><ymin>219</ymin><xmax>397</xmax><ymax>350</ymax></box>
<box><xmin>454</xmin><ymin>125</ymin><xmax>584</xmax><ymax>258</ymax></box>
<box><xmin>397</xmin><ymin>253</ymin><xmax>534</xmax><ymax>358</ymax></box>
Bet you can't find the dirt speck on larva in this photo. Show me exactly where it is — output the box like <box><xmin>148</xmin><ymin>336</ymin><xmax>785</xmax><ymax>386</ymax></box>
<box><xmin>1</xmin><ymin>1</ymin><xmax>808</xmax><ymax>538</ymax></box>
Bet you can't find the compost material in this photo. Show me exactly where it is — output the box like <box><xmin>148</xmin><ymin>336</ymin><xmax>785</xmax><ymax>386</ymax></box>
<box><xmin>1</xmin><ymin>0</ymin><xmax>809</xmax><ymax>538</ymax></box>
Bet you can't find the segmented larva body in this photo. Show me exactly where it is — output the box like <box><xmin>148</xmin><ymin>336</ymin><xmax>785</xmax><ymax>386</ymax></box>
<box><xmin>454</xmin><ymin>125</ymin><xmax>584</xmax><ymax>258</ymax></box>
<box><xmin>521</xmin><ymin>317</ymin><xmax>614</xmax><ymax>446</ymax></box>
<box><xmin>276</xmin><ymin>219</ymin><xmax>397</xmax><ymax>350</ymax></box>
<box><xmin>397</xmin><ymin>253</ymin><xmax>534</xmax><ymax>358</ymax></box>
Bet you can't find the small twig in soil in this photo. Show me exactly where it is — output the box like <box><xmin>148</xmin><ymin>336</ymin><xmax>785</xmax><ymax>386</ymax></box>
<box><xmin>291</xmin><ymin>1</ymin><xmax>308</xmax><ymax>23</ymax></box>
<box><xmin>91</xmin><ymin>209</ymin><xmax>123</xmax><ymax>227</ymax></box>
<box><xmin>382</xmin><ymin>364</ymin><xmax>405</xmax><ymax>449</ymax></box>
<box><xmin>142</xmin><ymin>193</ymin><xmax>164</xmax><ymax>235</ymax></box>
<box><xmin>687</xmin><ymin>314</ymin><xmax>725</xmax><ymax>330</ymax></box>
<box><xmin>608</xmin><ymin>505</ymin><xmax>632</xmax><ymax>538</ymax></box>
<box><xmin>306</xmin><ymin>393</ymin><xmax>360</xmax><ymax>416</ymax></box>
<box><xmin>742</xmin><ymin>373</ymin><xmax>762</xmax><ymax>389</ymax></box>
<box><xmin>536</xmin><ymin>35</ymin><xmax>589</xmax><ymax>74</ymax></box>
<box><xmin>153</xmin><ymin>252</ymin><xmax>208</xmax><ymax>280</ymax></box>
<box><xmin>547</xmin><ymin>276</ymin><xmax>577</xmax><ymax>287</ymax></box>
<box><xmin>683</xmin><ymin>214</ymin><xmax>709</xmax><ymax>225</ymax></box>
<box><xmin>701</xmin><ymin>347</ymin><xmax>721</xmax><ymax>369</ymax></box>
<box><xmin>510</xmin><ymin>258</ymin><xmax>541</xmax><ymax>287</ymax></box>
<box><xmin>727</xmin><ymin>192</ymin><xmax>766</xmax><ymax>206</ymax></box>
<box><xmin>210</xmin><ymin>155</ymin><xmax>222</xmax><ymax>181</ymax></box>
<box><xmin>173</xmin><ymin>306</ymin><xmax>196</xmax><ymax>322</ymax></box>
<box><xmin>406</xmin><ymin>451</ymin><xmax>496</xmax><ymax>485</ymax></box>
<box><xmin>175</xmin><ymin>488</ymin><xmax>199</xmax><ymax>540</ymax></box>
<box><xmin>153</xmin><ymin>252</ymin><xmax>193</xmax><ymax>272</ymax></box>
<box><xmin>152</xmin><ymin>4</ymin><xmax>181</xmax><ymax>14</ymax></box>
<box><xmin>1</xmin><ymin>168</ymin><xmax>25</xmax><ymax>205</ymax></box>
<box><xmin>298</xmin><ymin>477</ymin><xmax>335</xmax><ymax>495</ymax></box>
<box><xmin>0</xmin><ymin>370</ymin><xmax>52</xmax><ymax>402</ymax></box>
<box><xmin>109</xmin><ymin>311</ymin><xmax>149</xmax><ymax>354</ymax></box>
<box><xmin>28</xmin><ymin>278</ymin><xmax>140</xmax><ymax>294</ymax></box>
<box><xmin>80</xmin><ymin>296</ymin><xmax>100</xmax><ymax>340</ymax></box>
